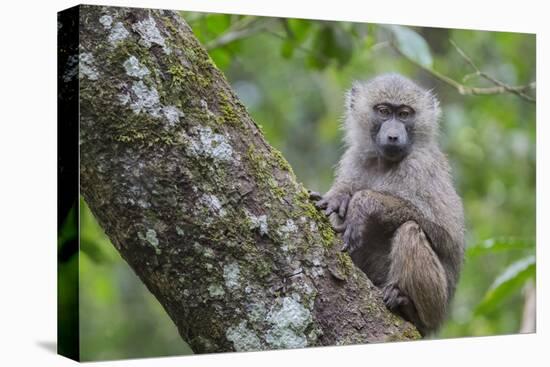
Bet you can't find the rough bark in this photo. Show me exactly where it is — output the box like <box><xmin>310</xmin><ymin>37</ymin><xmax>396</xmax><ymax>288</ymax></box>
<box><xmin>73</xmin><ymin>4</ymin><xmax>420</xmax><ymax>353</ymax></box>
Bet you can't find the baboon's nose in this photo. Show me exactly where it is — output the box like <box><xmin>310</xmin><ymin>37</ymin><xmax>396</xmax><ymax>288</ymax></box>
<box><xmin>387</xmin><ymin>135</ymin><xmax>399</xmax><ymax>143</ymax></box>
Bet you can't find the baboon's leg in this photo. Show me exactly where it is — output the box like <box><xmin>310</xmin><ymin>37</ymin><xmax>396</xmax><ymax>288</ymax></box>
<box><xmin>384</xmin><ymin>220</ymin><xmax>448</xmax><ymax>334</ymax></box>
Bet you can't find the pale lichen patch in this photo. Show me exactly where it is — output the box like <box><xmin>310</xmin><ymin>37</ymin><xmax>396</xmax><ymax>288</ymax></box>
<box><xmin>246</xmin><ymin>301</ymin><xmax>268</xmax><ymax>323</ymax></box>
<box><xmin>129</xmin><ymin>80</ymin><xmax>161</xmax><ymax>116</ymax></box>
<box><xmin>297</xmin><ymin>281</ymin><xmax>315</xmax><ymax>296</ymax></box>
<box><xmin>223</xmin><ymin>262</ymin><xmax>241</xmax><ymax>289</ymax></box>
<box><xmin>200</xmin><ymin>99</ymin><xmax>216</xmax><ymax>118</ymax></box>
<box><xmin>280</xmin><ymin>219</ymin><xmax>298</xmax><ymax>234</ymax></box>
<box><xmin>119</xmin><ymin>79</ymin><xmax>183</xmax><ymax>127</ymax></box>
<box><xmin>207</xmin><ymin>284</ymin><xmax>225</xmax><ymax>299</ymax></box>
<box><xmin>175</xmin><ymin>226</ymin><xmax>185</xmax><ymax>236</ymax></box>
<box><xmin>309</xmin><ymin>221</ymin><xmax>318</xmax><ymax>233</ymax></box>
<box><xmin>310</xmin><ymin>266</ymin><xmax>325</xmax><ymax>278</ymax></box>
<box><xmin>265</xmin><ymin>327</ymin><xmax>307</xmax><ymax>349</ymax></box>
<box><xmin>118</xmin><ymin>91</ymin><xmax>131</xmax><ymax>106</ymax></box>
<box><xmin>162</xmin><ymin>105</ymin><xmax>184</xmax><ymax>126</ymax></box>
<box><xmin>193</xmin><ymin>242</ymin><xmax>215</xmax><ymax>258</ymax></box>
<box><xmin>123</xmin><ymin>55</ymin><xmax>150</xmax><ymax>79</ymax></box>
<box><xmin>198</xmin><ymin>193</ymin><xmax>227</xmax><ymax>218</ymax></box>
<box><xmin>79</xmin><ymin>52</ymin><xmax>99</xmax><ymax>81</ymax></box>
<box><xmin>108</xmin><ymin>22</ymin><xmax>129</xmax><ymax>45</ymax></box>
<box><xmin>226</xmin><ymin>322</ymin><xmax>262</xmax><ymax>352</ymax></box>
<box><xmin>246</xmin><ymin>210</ymin><xmax>268</xmax><ymax>236</ymax></box>
<box><xmin>189</xmin><ymin>127</ymin><xmax>234</xmax><ymax>162</ymax></box>
<box><xmin>277</xmin><ymin>219</ymin><xmax>298</xmax><ymax>239</ymax></box>
<box><xmin>138</xmin><ymin>228</ymin><xmax>160</xmax><ymax>254</ymax></box>
<box><xmin>265</xmin><ymin>297</ymin><xmax>312</xmax><ymax>349</ymax></box>
<box><xmin>203</xmin><ymin>248</ymin><xmax>215</xmax><ymax>258</ymax></box>
<box><xmin>99</xmin><ymin>15</ymin><xmax>113</xmax><ymax>29</ymax></box>
<box><xmin>144</xmin><ymin>228</ymin><xmax>159</xmax><ymax>247</ymax></box>
<box><xmin>304</xmin><ymin>246</ymin><xmax>323</xmax><ymax>267</ymax></box>
<box><xmin>62</xmin><ymin>54</ymin><xmax>78</xmax><ymax>82</ymax></box>
<box><xmin>132</xmin><ymin>16</ymin><xmax>171</xmax><ymax>54</ymax></box>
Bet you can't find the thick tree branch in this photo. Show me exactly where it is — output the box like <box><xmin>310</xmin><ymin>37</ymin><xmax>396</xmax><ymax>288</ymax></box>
<box><xmin>70</xmin><ymin>5</ymin><xmax>419</xmax><ymax>354</ymax></box>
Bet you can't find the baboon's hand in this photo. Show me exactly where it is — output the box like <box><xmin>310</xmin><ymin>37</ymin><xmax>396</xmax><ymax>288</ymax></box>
<box><xmin>308</xmin><ymin>190</ymin><xmax>323</xmax><ymax>202</ymax></box>
<box><xmin>312</xmin><ymin>191</ymin><xmax>351</xmax><ymax>219</ymax></box>
<box><xmin>335</xmin><ymin>210</ymin><xmax>366</xmax><ymax>253</ymax></box>
<box><xmin>334</xmin><ymin>190</ymin><xmax>383</xmax><ymax>252</ymax></box>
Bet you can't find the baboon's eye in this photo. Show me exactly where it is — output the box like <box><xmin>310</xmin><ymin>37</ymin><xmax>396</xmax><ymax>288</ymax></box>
<box><xmin>376</xmin><ymin>106</ymin><xmax>391</xmax><ymax>117</ymax></box>
<box><xmin>397</xmin><ymin>107</ymin><xmax>414</xmax><ymax>120</ymax></box>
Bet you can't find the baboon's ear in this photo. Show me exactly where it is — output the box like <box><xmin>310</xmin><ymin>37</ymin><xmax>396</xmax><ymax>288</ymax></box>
<box><xmin>346</xmin><ymin>81</ymin><xmax>362</xmax><ymax>111</ymax></box>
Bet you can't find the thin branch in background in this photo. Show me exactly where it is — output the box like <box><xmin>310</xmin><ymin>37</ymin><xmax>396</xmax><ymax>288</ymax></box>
<box><xmin>204</xmin><ymin>17</ymin><xmax>535</xmax><ymax>103</ymax></box>
<box><xmin>204</xmin><ymin>17</ymin><xmax>335</xmax><ymax>67</ymax></box>
<box><xmin>449</xmin><ymin>40</ymin><xmax>536</xmax><ymax>103</ymax></box>
<box><xmin>265</xmin><ymin>30</ymin><xmax>336</xmax><ymax>66</ymax></box>
<box><xmin>461</xmin><ymin>72</ymin><xmax>480</xmax><ymax>83</ymax></box>
<box><xmin>205</xmin><ymin>17</ymin><xmax>277</xmax><ymax>50</ymax></box>
<box><xmin>370</xmin><ymin>41</ymin><xmax>391</xmax><ymax>52</ymax></box>
<box><xmin>387</xmin><ymin>41</ymin><xmax>535</xmax><ymax>103</ymax></box>
<box><xmin>205</xmin><ymin>16</ymin><xmax>335</xmax><ymax>67</ymax></box>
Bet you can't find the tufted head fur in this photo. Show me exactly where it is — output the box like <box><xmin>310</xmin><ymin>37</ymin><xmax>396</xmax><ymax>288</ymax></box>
<box><xmin>343</xmin><ymin>74</ymin><xmax>441</xmax><ymax>159</ymax></box>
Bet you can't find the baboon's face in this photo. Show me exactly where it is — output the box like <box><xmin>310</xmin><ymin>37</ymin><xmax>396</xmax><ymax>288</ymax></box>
<box><xmin>370</xmin><ymin>103</ymin><xmax>414</xmax><ymax>162</ymax></box>
<box><xmin>347</xmin><ymin>74</ymin><xmax>439</xmax><ymax>161</ymax></box>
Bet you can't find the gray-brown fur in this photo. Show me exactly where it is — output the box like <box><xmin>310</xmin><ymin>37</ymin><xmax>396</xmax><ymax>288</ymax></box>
<box><xmin>314</xmin><ymin>74</ymin><xmax>465</xmax><ymax>335</ymax></box>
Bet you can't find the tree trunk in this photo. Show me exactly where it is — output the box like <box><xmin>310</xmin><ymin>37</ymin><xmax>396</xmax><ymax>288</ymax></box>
<box><xmin>72</xmin><ymin>4</ymin><xmax>419</xmax><ymax>353</ymax></box>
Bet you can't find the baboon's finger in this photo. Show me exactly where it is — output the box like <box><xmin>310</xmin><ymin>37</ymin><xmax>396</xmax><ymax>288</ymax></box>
<box><xmin>315</xmin><ymin>200</ymin><xmax>327</xmax><ymax>210</ymax></box>
<box><xmin>338</xmin><ymin>195</ymin><xmax>350</xmax><ymax>218</ymax></box>
<box><xmin>332</xmin><ymin>221</ymin><xmax>347</xmax><ymax>233</ymax></box>
<box><xmin>324</xmin><ymin>205</ymin><xmax>336</xmax><ymax>216</ymax></box>
<box><xmin>342</xmin><ymin>225</ymin><xmax>352</xmax><ymax>246</ymax></box>
<box><xmin>308</xmin><ymin>191</ymin><xmax>323</xmax><ymax>201</ymax></box>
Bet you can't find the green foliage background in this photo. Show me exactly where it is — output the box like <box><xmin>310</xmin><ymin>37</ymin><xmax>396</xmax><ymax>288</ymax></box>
<box><xmin>59</xmin><ymin>12</ymin><xmax>536</xmax><ymax>360</ymax></box>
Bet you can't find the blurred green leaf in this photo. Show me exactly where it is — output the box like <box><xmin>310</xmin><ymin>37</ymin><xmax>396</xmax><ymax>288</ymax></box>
<box><xmin>308</xmin><ymin>25</ymin><xmax>354</xmax><ymax>69</ymax></box>
<box><xmin>280</xmin><ymin>39</ymin><xmax>295</xmax><ymax>59</ymax></box>
<box><xmin>387</xmin><ymin>25</ymin><xmax>433</xmax><ymax>68</ymax></box>
<box><xmin>80</xmin><ymin>237</ymin><xmax>111</xmax><ymax>264</ymax></box>
<box><xmin>286</xmin><ymin>18</ymin><xmax>313</xmax><ymax>42</ymax></box>
<box><xmin>331</xmin><ymin>26</ymin><xmax>354</xmax><ymax>67</ymax></box>
<box><xmin>475</xmin><ymin>255</ymin><xmax>535</xmax><ymax>315</ymax></box>
<box><xmin>466</xmin><ymin>237</ymin><xmax>535</xmax><ymax>258</ymax></box>
<box><xmin>208</xmin><ymin>48</ymin><xmax>231</xmax><ymax>70</ymax></box>
<box><xmin>58</xmin><ymin>202</ymin><xmax>77</xmax><ymax>248</ymax></box>
<box><xmin>80</xmin><ymin>197</ymin><xmax>119</xmax><ymax>264</ymax></box>
<box><xmin>203</xmin><ymin>14</ymin><xmax>232</xmax><ymax>36</ymax></box>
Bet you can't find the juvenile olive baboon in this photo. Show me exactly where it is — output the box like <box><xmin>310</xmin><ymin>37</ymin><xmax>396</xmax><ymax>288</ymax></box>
<box><xmin>312</xmin><ymin>74</ymin><xmax>465</xmax><ymax>335</ymax></box>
